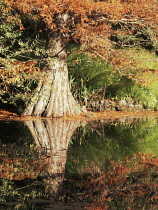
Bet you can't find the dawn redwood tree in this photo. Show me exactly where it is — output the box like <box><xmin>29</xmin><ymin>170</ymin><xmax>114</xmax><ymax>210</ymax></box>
<box><xmin>4</xmin><ymin>0</ymin><xmax>158</xmax><ymax>117</ymax></box>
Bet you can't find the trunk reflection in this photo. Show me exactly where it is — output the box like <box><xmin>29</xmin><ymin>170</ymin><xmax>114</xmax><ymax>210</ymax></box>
<box><xmin>25</xmin><ymin>118</ymin><xmax>80</xmax><ymax>199</ymax></box>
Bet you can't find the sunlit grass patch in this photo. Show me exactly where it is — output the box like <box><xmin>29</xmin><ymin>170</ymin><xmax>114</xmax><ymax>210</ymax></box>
<box><xmin>123</xmin><ymin>48</ymin><xmax>158</xmax><ymax>70</ymax></box>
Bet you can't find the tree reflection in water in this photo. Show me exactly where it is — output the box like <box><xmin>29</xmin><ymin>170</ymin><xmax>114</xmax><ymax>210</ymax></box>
<box><xmin>0</xmin><ymin>118</ymin><xmax>82</xmax><ymax>209</ymax></box>
<box><xmin>1</xmin><ymin>117</ymin><xmax>158</xmax><ymax>209</ymax></box>
<box><xmin>25</xmin><ymin>118</ymin><xmax>81</xmax><ymax>199</ymax></box>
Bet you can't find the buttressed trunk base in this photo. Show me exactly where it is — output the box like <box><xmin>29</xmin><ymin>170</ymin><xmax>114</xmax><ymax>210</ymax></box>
<box><xmin>22</xmin><ymin>57</ymin><xmax>81</xmax><ymax>117</ymax></box>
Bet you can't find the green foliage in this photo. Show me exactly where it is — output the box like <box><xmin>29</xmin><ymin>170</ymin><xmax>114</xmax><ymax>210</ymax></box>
<box><xmin>66</xmin><ymin>117</ymin><xmax>158</xmax><ymax>178</ymax></box>
<box><xmin>0</xmin><ymin>1</ymin><xmax>46</xmax><ymax>108</ymax></box>
<box><xmin>0</xmin><ymin>177</ymin><xmax>49</xmax><ymax>209</ymax></box>
<box><xmin>127</xmin><ymin>47</ymin><xmax>158</xmax><ymax>69</ymax></box>
<box><xmin>106</xmin><ymin>75</ymin><xmax>135</xmax><ymax>98</ymax></box>
<box><xmin>0</xmin><ymin>2</ymin><xmax>22</xmax><ymax>58</ymax></box>
<box><xmin>126</xmin><ymin>47</ymin><xmax>158</xmax><ymax>108</ymax></box>
<box><xmin>0</xmin><ymin>1</ymin><xmax>46</xmax><ymax>60</ymax></box>
<box><xmin>68</xmin><ymin>43</ymin><xmax>158</xmax><ymax>109</ymax></box>
<box><xmin>68</xmin><ymin>46</ymin><xmax>120</xmax><ymax>105</ymax></box>
<box><xmin>112</xmin><ymin>22</ymin><xmax>158</xmax><ymax>52</ymax></box>
<box><xmin>66</xmin><ymin>119</ymin><xmax>144</xmax><ymax>176</ymax></box>
<box><xmin>0</xmin><ymin>63</ymin><xmax>40</xmax><ymax>111</ymax></box>
<box><xmin>105</xmin><ymin>76</ymin><xmax>158</xmax><ymax>108</ymax></box>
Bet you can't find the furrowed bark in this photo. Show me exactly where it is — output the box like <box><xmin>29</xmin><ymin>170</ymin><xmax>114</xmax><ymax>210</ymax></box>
<box><xmin>22</xmin><ymin>13</ymin><xmax>82</xmax><ymax>118</ymax></box>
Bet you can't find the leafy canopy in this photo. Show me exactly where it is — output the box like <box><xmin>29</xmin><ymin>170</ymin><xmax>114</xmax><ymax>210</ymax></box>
<box><xmin>4</xmin><ymin>0</ymin><xmax>158</xmax><ymax>59</ymax></box>
<box><xmin>0</xmin><ymin>0</ymin><xmax>158</xmax><ymax>108</ymax></box>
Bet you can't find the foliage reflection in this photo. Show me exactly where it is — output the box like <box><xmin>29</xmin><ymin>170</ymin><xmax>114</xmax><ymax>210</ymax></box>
<box><xmin>0</xmin><ymin>117</ymin><xmax>158</xmax><ymax>209</ymax></box>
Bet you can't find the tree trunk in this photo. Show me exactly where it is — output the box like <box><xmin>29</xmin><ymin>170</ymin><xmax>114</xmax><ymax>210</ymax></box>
<box><xmin>22</xmin><ymin>14</ymin><xmax>82</xmax><ymax>118</ymax></box>
<box><xmin>22</xmin><ymin>57</ymin><xmax>81</xmax><ymax>117</ymax></box>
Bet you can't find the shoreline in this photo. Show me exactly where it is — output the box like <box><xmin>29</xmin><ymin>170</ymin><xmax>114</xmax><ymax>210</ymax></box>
<box><xmin>1</xmin><ymin>109</ymin><xmax>158</xmax><ymax>121</ymax></box>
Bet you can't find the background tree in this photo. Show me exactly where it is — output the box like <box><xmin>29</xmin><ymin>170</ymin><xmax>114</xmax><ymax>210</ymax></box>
<box><xmin>1</xmin><ymin>0</ymin><xmax>158</xmax><ymax>117</ymax></box>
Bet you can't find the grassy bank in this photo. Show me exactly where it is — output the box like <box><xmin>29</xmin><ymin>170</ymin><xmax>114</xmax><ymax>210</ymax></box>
<box><xmin>68</xmin><ymin>46</ymin><xmax>158</xmax><ymax>110</ymax></box>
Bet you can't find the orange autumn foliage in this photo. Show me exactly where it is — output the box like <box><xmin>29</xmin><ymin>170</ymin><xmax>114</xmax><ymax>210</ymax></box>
<box><xmin>1</xmin><ymin>0</ymin><xmax>158</xmax><ymax>116</ymax></box>
<box><xmin>0</xmin><ymin>146</ymin><xmax>50</xmax><ymax>180</ymax></box>
<box><xmin>0</xmin><ymin>59</ymin><xmax>41</xmax><ymax>92</ymax></box>
<box><xmin>83</xmin><ymin>153</ymin><xmax>158</xmax><ymax>209</ymax></box>
<box><xmin>4</xmin><ymin>0</ymin><xmax>158</xmax><ymax>62</ymax></box>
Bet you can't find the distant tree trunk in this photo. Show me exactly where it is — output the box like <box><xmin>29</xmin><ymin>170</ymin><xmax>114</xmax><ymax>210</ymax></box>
<box><xmin>22</xmin><ymin>14</ymin><xmax>82</xmax><ymax>117</ymax></box>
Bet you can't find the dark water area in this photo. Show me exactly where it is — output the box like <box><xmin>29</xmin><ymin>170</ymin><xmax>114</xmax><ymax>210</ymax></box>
<box><xmin>0</xmin><ymin>117</ymin><xmax>158</xmax><ymax>209</ymax></box>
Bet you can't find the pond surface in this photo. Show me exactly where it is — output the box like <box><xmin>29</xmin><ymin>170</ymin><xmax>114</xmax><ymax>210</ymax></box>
<box><xmin>0</xmin><ymin>116</ymin><xmax>158</xmax><ymax>209</ymax></box>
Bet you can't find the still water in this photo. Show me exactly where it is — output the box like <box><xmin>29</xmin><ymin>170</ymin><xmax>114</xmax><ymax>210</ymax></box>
<box><xmin>0</xmin><ymin>117</ymin><xmax>158</xmax><ymax>209</ymax></box>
